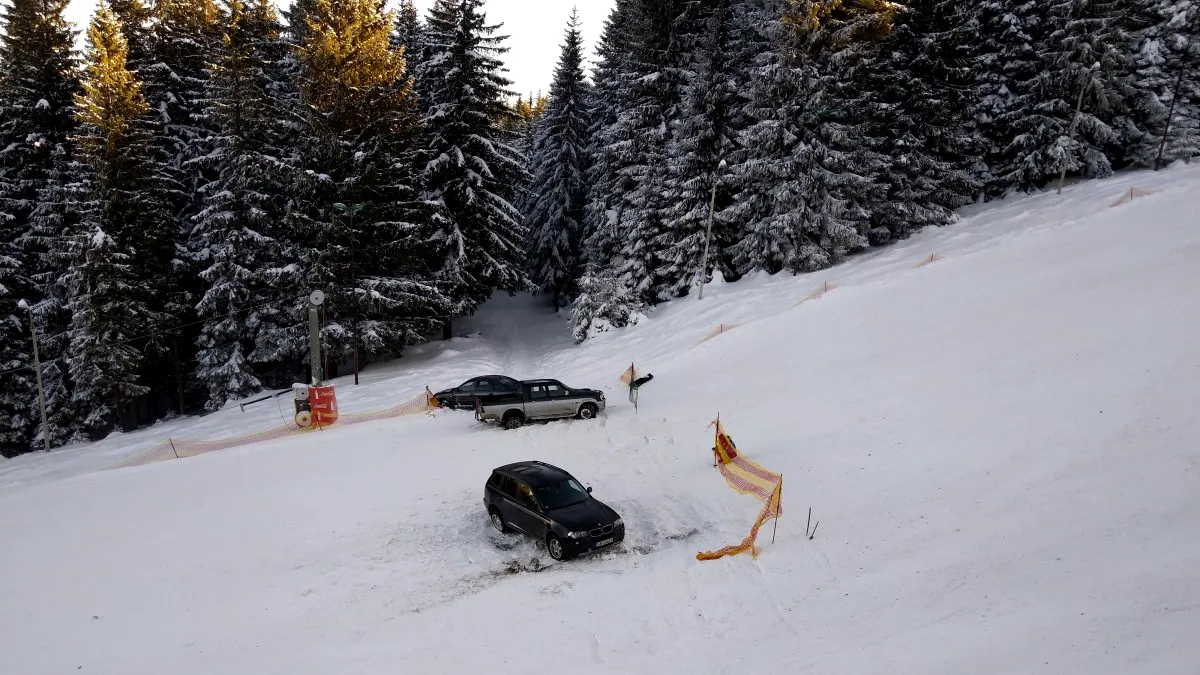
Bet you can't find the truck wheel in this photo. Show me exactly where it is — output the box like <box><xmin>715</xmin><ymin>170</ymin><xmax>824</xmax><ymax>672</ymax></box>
<box><xmin>502</xmin><ymin>412</ymin><xmax>524</xmax><ymax>430</ymax></box>
<box><xmin>577</xmin><ymin>403</ymin><xmax>598</xmax><ymax>420</ymax></box>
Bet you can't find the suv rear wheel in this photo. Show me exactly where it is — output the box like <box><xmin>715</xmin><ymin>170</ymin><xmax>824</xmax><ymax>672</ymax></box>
<box><xmin>488</xmin><ymin>507</ymin><xmax>510</xmax><ymax>533</ymax></box>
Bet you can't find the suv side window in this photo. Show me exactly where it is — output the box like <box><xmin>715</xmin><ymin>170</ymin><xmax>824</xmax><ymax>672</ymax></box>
<box><xmin>547</xmin><ymin>384</ymin><xmax>566</xmax><ymax>398</ymax></box>
<box><xmin>531</xmin><ymin>385</ymin><xmax>548</xmax><ymax>401</ymax></box>
<box><xmin>513</xmin><ymin>481</ymin><xmax>538</xmax><ymax>511</ymax></box>
<box><xmin>499</xmin><ymin>476</ymin><xmax>519</xmax><ymax>499</ymax></box>
<box><xmin>486</xmin><ymin>473</ymin><xmax>503</xmax><ymax>491</ymax></box>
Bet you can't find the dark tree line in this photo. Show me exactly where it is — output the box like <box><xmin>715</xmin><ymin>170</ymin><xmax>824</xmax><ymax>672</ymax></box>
<box><xmin>1</xmin><ymin>0</ymin><xmax>1197</xmax><ymax>455</ymax></box>
<box><xmin>0</xmin><ymin>0</ymin><xmax>527</xmax><ymax>454</ymax></box>
<box><xmin>515</xmin><ymin>0</ymin><xmax>1199</xmax><ymax>340</ymax></box>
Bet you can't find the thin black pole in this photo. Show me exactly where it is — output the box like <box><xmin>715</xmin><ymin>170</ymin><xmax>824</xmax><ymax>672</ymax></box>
<box><xmin>350</xmin><ymin>208</ymin><xmax>359</xmax><ymax>385</ymax></box>
<box><xmin>806</xmin><ymin>507</ymin><xmax>812</xmax><ymax>538</ymax></box>
<box><xmin>1156</xmin><ymin>64</ymin><xmax>1186</xmax><ymax>171</ymax></box>
<box><xmin>169</xmin><ymin>438</ymin><xmax>179</xmax><ymax>459</ymax></box>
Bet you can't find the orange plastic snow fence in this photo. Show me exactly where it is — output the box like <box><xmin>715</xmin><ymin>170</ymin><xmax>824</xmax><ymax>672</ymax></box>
<box><xmin>697</xmin><ymin>416</ymin><xmax>784</xmax><ymax>561</ymax></box>
<box><xmin>309</xmin><ymin>385</ymin><xmax>339</xmax><ymax>427</ymax></box>
<box><xmin>107</xmin><ymin>389</ymin><xmax>438</xmax><ymax>470</ymax></box>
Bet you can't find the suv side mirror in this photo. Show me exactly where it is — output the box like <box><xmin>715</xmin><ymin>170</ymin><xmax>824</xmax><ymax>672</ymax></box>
<box><xmin>586</xmin><ymin>486</ymin><xmax>593</xmax><ymax>494</ymax></box>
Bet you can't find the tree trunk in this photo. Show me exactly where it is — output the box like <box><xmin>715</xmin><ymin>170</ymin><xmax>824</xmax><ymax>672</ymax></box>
<box><xmin>172</xmin><ymin>338</ymin><xmax>186</xmax><ymax>414</ymax></box>
<box><xmin>442</xmin><ymin>318</ymin><xmax>453</xmax><ymax>341</ymax></box>
<box><xmin>1155</xmin><ymin>63</ymin><xmax>1186</xmax><ymax>171</ymax></box>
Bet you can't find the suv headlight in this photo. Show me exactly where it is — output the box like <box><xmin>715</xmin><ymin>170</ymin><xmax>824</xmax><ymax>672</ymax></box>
<box><xmin>568</xmin><ymin>531</ymin><xmax>589</xmax><ymax>539</ymax></box>
<box><xmin>613</xmin><ymin>518</ymin><xmax>623</xmax><ymax>528</ymax></box>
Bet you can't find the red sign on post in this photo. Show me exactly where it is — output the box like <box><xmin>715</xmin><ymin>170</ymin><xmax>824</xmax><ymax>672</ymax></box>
<box><xmin>309</xmin><ymin>385</ymin><xmax>339</xmax><ymax>427</ymax></box>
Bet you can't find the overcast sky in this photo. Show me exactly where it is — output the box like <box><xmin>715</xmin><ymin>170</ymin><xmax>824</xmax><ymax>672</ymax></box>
<box><xmin>63</xmin><ymin>0</ymin><xmax>616</xmax><ymax>97</ymax></box>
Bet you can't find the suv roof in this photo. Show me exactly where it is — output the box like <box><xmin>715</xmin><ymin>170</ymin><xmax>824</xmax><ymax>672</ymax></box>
<box><xmin>495</xmin><ymin>461</ymin><xmax>571</xmax><ymax>487</ymax></box>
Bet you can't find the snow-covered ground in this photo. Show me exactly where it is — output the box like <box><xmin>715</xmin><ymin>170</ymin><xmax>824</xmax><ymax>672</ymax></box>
<box><xmin>2</xmin><ymin>165</ymin><xmax>1198</xmax><ymax>674</ymax></box>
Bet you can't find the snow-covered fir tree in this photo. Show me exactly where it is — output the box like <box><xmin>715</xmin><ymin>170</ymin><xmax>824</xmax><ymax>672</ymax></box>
<box><xmin>103</xmin><ymin>0</ymin><xmax>194</xmax><ymax>415</ymax></box>
<box><xmin>580</xmin><ymin>0</ymin><xmax>636</xmax><ymax>269</ymax></box>
<box><xmin>1127</xmin><ymin>0</ymin><xmax>1200</xmax><ymax>166</ymax></box>
<box><xmin>0</xmin><ymin>0</ymin><xmax>79</xmax><ymax>453</ymax></box>
<box><xmin>971</xmin><ymin>0</ymin><xmax>1047</xmax><ymax>195</ymax></box>
<box><xmin>292</xmin><ymin>0</ymin><xmax>449</xmax><ymax>369</ymax></box>
<box><xmin>392</xmin><ymin>0</ymin><xmax>421</xmax><ymax>64</ymax></box>
<box><xmin>998</xmin><ymin>0</ymin><xmax>1130</xmax><ymax>191</ymax></box>
<box><xmin>656</xmin><ymin>0</ymin><xmax>745</xmax><ymax>300</ymax></box>
<box><xmin>419</xmin><ymin>0</ymin><xmax>528</xmax><ymax>317</ymax></box>
<box><xmin>571</xmin><ymin>0</ymin><xmax>645</xmax><ymax>338</ymax></box>
<box><xmin>67</xmin><ymin>3</ymin><xmax>173</xmax><ymax>437</ymax></box>
<box><xmin>523</xmin><ymin>10</ymin><xmax>591</xmax><ymax>309</ymax></box>
<box><xmin>727</xmin><ymin>0</ymin><xmax>878</xmax><ymax>275</ymax></box>
<box><xmin>411</xmin><ymin>0</ymin><xmax>456</xmax><ymax>118</ymax></box>
<box><xmin>569</xmin><ymin>270</ymin><xmax>646</xmax><ymax>344</ymax></box>
<box><xmin>192</xmin><ymin>0</ymin><xmax>298</xmax><ymax>409</ymax></box>
<box><xmin>31</xmin><ymin>145</ymin><xmax>90</xmax><ymax>447</ymax></box>
<box><xmin>611</xmin><ymin>0</ymin><xmax>696</xmax><ymax>304</ymax></box>
<box><xmin>859</xmin><ymin>0</ymin><xmax>981</xmax><ymax>243</ymax></box>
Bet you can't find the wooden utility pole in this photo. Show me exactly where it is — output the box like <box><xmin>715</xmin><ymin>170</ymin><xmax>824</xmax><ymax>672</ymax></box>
<box><xmin>308</xmin><ymin>291</ymin><xmax>325</xmax><ymax>385</ymax></box>
<box><xmin>18</xmin><ymin>300</ymin><xmax>51</xmax><ymax>451</ymax></box>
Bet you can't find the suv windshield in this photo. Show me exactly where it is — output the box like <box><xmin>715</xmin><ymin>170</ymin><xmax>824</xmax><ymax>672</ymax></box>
<box><xmin>534</xmin><ymin>479</ymin><xmax>589</xmax><ymax>510</ymax></box>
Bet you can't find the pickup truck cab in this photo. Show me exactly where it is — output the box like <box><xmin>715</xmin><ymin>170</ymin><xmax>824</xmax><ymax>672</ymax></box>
<box><xmin>476</xmin><ymin>379</ymin><xmax>606</xmax><ymax>429</ymax></box>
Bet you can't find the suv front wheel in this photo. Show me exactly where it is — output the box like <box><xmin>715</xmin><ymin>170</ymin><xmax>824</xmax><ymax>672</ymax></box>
<box><xmin>546</xmin><ymin>533</ymin><xmax>574</xmax><ymax>561</ymax></box>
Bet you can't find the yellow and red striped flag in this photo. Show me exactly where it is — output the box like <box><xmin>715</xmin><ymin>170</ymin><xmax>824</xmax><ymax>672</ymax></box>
<box><xmin>619</xmin><ymin>363</ymin><xmax>636</xmax><ymax>386</ymax></box>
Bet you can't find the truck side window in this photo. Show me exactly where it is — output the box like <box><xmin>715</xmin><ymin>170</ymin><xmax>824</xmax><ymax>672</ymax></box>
<box><xmin>531</xmin><ymin>385</ymin><xmax>548</xmax><ymax>400</ymax></box>
<box><xmin>547</xmin><ymin>384</ymin><xmax>565</xmax><ymax>398</ymax></box>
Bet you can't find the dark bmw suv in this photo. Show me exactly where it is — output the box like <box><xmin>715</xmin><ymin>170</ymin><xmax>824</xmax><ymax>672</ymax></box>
<box><xmin>483</xmin><ymin>461</ymin><xmax>625</xmax><ymax>561</ymax></box>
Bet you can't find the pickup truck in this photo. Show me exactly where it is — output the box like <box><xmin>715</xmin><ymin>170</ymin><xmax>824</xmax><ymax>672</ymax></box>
<box><xmin>475</xmin><ymin>379</ymin><xmax>606</xmax><ymax>429</ymax></box>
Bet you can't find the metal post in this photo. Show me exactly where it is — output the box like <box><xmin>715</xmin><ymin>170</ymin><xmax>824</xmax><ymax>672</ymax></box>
<box><xmin>308</xmin><ymin>303</ymin><xmax>323</xmax><ymax>386</ymax></box>
<box><xmin>18</xmin><ymin>300</ymin><xmax>51</xmax><ymax>451</ymax></box>
<box><xmin>697</xmin><ymin>159</ymin><xmax>725</xmax><ymax>301</ymax></box>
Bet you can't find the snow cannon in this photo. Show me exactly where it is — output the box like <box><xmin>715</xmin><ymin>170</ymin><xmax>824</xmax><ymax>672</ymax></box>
<box><xmin>293</xmin><ymin>384</ymin><xmax>312</xmax><ymax>427</ymax></box>
<box><xmin>308</xmin><ymin>384</ymin><xmax>339</xmax><ymax>428</ymax></box>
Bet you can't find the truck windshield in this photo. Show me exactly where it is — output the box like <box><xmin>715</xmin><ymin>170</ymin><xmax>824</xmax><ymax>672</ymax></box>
<box><xmin>534</xmin><ymin>479</ymin><xmax>589</xmax><ymax>510</ymax></box>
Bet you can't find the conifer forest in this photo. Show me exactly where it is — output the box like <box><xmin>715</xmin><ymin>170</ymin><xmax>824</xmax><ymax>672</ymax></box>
<box><xmin>1</xmin><ymin>0</ymin><xmax>1197</xmax><ymax>455</ymax></box>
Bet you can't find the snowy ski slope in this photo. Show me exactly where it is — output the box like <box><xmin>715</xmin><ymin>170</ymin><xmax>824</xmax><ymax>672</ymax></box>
<box><xmin>1</xmin><ymin>165</ymin><xmax>1198</xmax><ymax>674</ymax></box>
